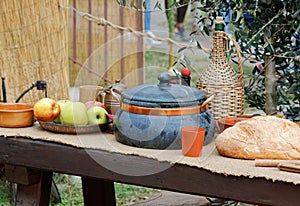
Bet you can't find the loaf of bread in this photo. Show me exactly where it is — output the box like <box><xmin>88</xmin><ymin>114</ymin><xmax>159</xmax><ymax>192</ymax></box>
<box><xmin>215</xmin><ymin>116</ymin><xmax>300</xmax><ymax>160</ymax></box>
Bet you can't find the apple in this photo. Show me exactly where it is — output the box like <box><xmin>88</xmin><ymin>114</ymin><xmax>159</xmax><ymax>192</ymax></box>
<box><xmin>181</xmin><ymin>67</ymin><xmax>191</xmax><ymax>76</ymax></box>
<box><xmin>85</xmin><ymin>101</ymin><xmax>106</xmax><ymax>109</ymax></box>
<box><xmin>87</xmin><ymin>106</ymin><xmax>108</xmax><ymax>125</ymax></box>
<box><xmin>34</xmin><ymin>98</ymin><xmax>60</xmax><ymax>122</ymax></box>
<box><xmin>54</xmin><ymin>100</ymin><xmax>70</xmax><ymax>123</ymax></box>
<box><xmin>60</xmin><ymin>101</ymin><xmax>89</xmax><ymax>125</ymax></box>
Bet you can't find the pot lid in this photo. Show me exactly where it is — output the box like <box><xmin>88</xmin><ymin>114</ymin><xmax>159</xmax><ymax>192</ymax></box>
<box><xmin>122</xmin><ymin>73</ymin><xmax>207</xmax><ymax>108</ymax></box>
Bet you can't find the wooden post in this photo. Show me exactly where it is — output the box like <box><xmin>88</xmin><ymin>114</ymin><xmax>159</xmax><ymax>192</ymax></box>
<box><xmin>82</xmin><ymin>177</ymin><xmax>116</xmax><ymax>206</ymax></box>
<box><xmin>15</xmin><ymin>171</ymin><xmax>53</xmax><ymax>206</ymax></box>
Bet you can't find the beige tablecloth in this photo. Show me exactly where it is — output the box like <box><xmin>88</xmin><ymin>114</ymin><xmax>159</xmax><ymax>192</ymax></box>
<box><xmin>1</xmin><ymin>122</ymin><xmax>300</xmax><ymax>185</ymax></box>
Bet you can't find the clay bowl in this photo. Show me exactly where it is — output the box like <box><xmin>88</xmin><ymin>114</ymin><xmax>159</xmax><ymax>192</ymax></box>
<box><xmin>217</xmin><ymin>116</ymin><xmax>250</xmax><ymax>133</ymax></box>
<box><xmin>0</xmin><ymin>103</ymin><xmax>34</xmax><ymax>128</ymax></box>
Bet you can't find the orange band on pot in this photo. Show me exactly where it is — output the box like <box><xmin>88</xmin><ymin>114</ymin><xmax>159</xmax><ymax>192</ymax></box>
<box><xmin>121</xmin><ymin>103</ymin><xmax>207</xmax><ymax>116</ymax></box>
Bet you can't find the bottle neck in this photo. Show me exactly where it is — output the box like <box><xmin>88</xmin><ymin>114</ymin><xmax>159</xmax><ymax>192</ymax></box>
<box><xmin>212</xmin><ymin>31</ymin><xmax>228</xmax><ymax>62</ymax></box>
<box><xmin>211</xmin><ymin>17</ymin><xmax>228</xmax><ymax>64</ymax></box>
<box><xmin>215</xmin><ymin>23</ymin><xmax>224</xmax><ymax>31</ymax></box>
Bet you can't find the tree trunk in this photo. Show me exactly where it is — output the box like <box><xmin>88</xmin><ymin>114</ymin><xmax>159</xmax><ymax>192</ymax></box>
<box><xmin>264</xmin><ymin>56</ymin><xmax>277</xmax><ymax>114</ymax></box>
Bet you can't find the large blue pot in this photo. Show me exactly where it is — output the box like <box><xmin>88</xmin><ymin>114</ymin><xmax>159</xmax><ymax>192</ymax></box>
<box><xmin>114</xmin><ymin>73</ymin><xmax>215</xmax><ymax>150</ymax></box>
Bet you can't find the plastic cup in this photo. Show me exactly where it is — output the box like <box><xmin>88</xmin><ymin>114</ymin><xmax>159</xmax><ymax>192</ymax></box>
<box><xmin>181</xmin><ymin>126</ymin><xmax>205</xmax><ymax>157</ymax></box>
<box><xmin>217</xmin><ymin>117</ymin><xmax>249</xmax><ymax>133</ymax></box>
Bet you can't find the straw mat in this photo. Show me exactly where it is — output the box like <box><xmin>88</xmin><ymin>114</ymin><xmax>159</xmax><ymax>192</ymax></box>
<box><xmin>0</xmin><ymin>123</ymin><xmax>300</xmax><ymax>185</ymax></box>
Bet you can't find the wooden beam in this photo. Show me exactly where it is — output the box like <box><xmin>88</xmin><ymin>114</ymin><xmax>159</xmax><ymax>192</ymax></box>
<box><xmin>82</xmin><ymin>177</ymin><xmax>116</xmax><ymax>205</ymax></box>
<box><xmin>0</xmin><ymin>137</ymin><xmax>299</xmax><ymax>206</ymax></box>
<box><xmin>5</xmin><ymin>165</ymin><xmax>41</xmax><ymax>185</ymax></box>
<box><xmin>15</xmin><ymin>171</ymin><xmax>52</xmax><ymax>206</ymax></box>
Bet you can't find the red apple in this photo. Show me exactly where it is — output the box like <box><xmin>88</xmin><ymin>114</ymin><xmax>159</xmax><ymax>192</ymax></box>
<box><xmin>85</xmin><ymin>101</ymin><xmax>106</xmax><ymax>109</ymax></box>
<box><xmin>33</xmin><ymin>98</ymin><xmax>60</xmax><ymax>122</ymax></box>
<box><xmin>181</xmin><ymin>67</ymin><xmax>191</xmax><ymax>76</ymax></box>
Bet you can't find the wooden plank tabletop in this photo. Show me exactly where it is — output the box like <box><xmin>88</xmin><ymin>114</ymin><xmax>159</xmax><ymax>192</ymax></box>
<box><xmin>0</xmin><ymin>136</ymin><xmax>299</xmax><ymax>206</ymax></box>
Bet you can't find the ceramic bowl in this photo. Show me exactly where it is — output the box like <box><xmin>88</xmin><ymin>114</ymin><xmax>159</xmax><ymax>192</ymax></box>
<box><xmin>217</xmin><ymin>117</ymin><xmax>250</xmax><ymax>133</ymax></box>
<box><xmin>0</xmin><ymin>103</ymin><xmax>34</xmax><ymax>128</ymax></box>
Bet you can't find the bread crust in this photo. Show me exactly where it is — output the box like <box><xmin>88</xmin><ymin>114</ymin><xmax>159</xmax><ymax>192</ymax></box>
<box><xmin>215</xmin><ymin>116</ymin><xmax>300</xmax><ymax>160</ymax></box>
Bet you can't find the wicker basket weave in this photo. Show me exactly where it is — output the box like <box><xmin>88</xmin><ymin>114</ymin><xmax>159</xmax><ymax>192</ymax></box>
<box><xmin>196</xmin><ymin>30</ymin><xmax>244</xmax><ymax>120</ymax></box>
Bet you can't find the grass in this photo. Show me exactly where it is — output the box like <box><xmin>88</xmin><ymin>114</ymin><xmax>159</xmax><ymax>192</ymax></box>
<box><xmin>144</xmin><ymin>46</ymin><xmax>211</xmax><ymax>86</ymax></box>
<box><xmin>115</xmin><ymin>183</ymin><xmax>159</xmax><ymax>206</ymax></box>
<box><xmin>50</xmin><ymin>174</ymin><xmax>83</xmax><ymax>206</ymax></box>
<box><xmin>0</xmin><ymin>181</ymin><xmax>12</xmax><ymax>206</ymax></box>
<box><xmin>51</xmin><ymin>175</ymin><xmax>159</xmax><ymax>206</ymax></box>
<box><xmin>49</xmin><ymin>175</ymin><xmax>159</xmax><ymax>206</ymax></box>
<box><xmin>144</xmin><ymin>49</ymin><xmax>171</xmax><ymax>84</ymax></box>
<box><xmin>0</xmin><ymin>174</ymin><xmax>160</xmax><ymax>206</ymax></box>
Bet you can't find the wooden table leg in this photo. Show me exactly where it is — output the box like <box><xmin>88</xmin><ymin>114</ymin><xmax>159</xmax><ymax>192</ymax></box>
<box><xmin>15</xmin><ymin>171</ymin><xmax>53</xmax><ymax>206</ymax></box>
<box><xmin>82</xmin><ymin>177</ymin><xmax>116</xmax><ymax>206</ymax></box>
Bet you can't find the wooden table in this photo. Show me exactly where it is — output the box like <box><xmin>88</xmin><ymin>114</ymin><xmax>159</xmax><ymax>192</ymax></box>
<box><xmin>0</xmin><ymin>132</ymin><xmax>300</xmax><ymax>206</ymax></box>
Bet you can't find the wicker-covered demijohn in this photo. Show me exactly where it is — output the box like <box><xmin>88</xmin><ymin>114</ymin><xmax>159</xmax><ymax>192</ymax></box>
<box><xmin>196</xmin><ymin>17</ymin><xmax>244</xmax><ymax>120</ymax></box>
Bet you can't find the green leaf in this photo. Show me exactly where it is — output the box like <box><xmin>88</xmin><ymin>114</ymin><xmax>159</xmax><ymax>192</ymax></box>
<box><xmin>190</xmin><ymin>30</ymin><xmax>197</xmax><ymax>35</ymax></box>
<box><xmin>154</xmin><ymin>2</ymin><xmax>162</xmax><ymax>10</ymax></box>
<box><xmin>203</xmin><ymin>26</ymin><xmax>210</xmax><ymax>36</ymax></box>
<box><xmin>130</xmin><ymin>0</ymin><xmax>135</xmax><ymax>8</ymax></box>
<box><xmin>262</xmin><ymin>41</ymin><xmax>268</xmax><ymax>49</ymax></box>
<box><xmin>288</xmin><ymin>83</ymin><xmax>298</xmax><ymax>93</ymax></box>
<box><xmin>183</xmin><ymin>55</ymin><xmax>191</xmax><ymax>67</ymax></box>
<box><xmin>172</xmin><ymin>60</ymin><xmax>179</xmax><ymax>67</ymax></box>
<box><xmin>179</xmin><ymin>62</ymin><xmax>186</xmax><ymax>67</ymax></box>
<box><xmin>292</xmin><ymin>9</ymin><xmax>300</xmax><ymax>19</ymax></box>
<box><xmin>196</xmin><ymin>40</ymin><xmax>202</xmax><ymax>49</ymax></box>
<box><xmin>178</xmin><ymin>46</ymin><xmax>187</xmax><ymax>53</ymax></box>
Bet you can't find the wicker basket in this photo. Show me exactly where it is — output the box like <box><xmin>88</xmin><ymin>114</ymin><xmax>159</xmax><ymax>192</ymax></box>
<box><xmin>196</xmin><ymin>30</ymin><xmax>244</xmax><ymax>120</ymax></box>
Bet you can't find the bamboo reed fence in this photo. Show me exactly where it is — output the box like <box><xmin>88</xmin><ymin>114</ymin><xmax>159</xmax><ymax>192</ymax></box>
<box><xmin>68</xmin><ymin>0</ymin><xmax>144</xmax><ymax>88</ymax></box>
<box><xmin>0</xmin><ymin>0</ymin><xmax>69</xmax><ymax>103</ymax></box>
<box><xmin>0</xmin><ymin>0</ymin><xmax>145</xmax><ymax>103</ymax></box>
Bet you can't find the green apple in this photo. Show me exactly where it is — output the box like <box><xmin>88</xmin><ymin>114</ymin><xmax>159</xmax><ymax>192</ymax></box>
<box><xmin>54</xmin><ymin>100</ymin><xmax>70</xmax><ymax>123</ymax></box>
<box><xmin>87</xmin><ymin>106</ymin><xmax>108</xmax><ymax>125</ymax></box>
<box><xmin>60</xmin><ymin>101</ymin><xmax>89</xmax><ymax>125</ymax></box>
